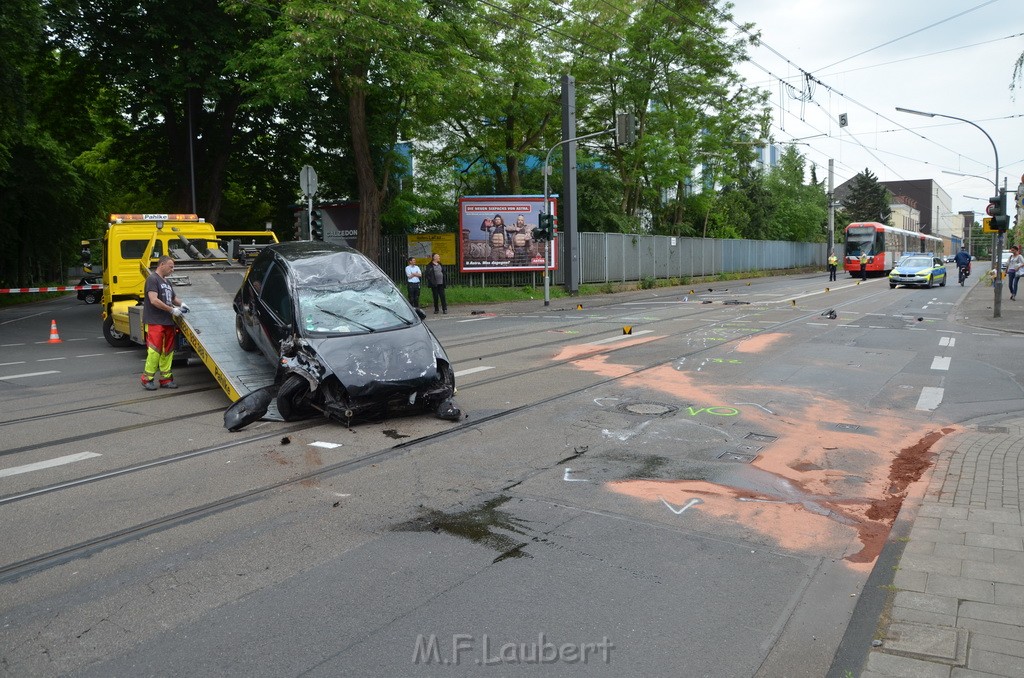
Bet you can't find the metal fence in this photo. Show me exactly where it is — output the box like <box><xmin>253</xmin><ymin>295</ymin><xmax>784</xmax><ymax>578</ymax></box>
<box><xmin>380</xmin><ymin>233</ymin><xmax>827</xmax><ymax>287</ymax></box>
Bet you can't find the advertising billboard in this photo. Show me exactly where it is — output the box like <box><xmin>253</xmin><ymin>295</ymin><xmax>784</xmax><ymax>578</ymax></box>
<box><xmin>459</xmin><ymin>195</ymin><xmax>558</xmax><ymax>273</ymax></box>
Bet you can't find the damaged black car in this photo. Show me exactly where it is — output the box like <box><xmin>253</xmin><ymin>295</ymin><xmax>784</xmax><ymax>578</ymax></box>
<box><xmin>226</xmin><ymin>241</ymin><xmax>459</xmax><ymax>430</ymax></box>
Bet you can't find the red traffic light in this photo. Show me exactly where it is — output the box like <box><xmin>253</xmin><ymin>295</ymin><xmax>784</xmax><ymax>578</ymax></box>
<box><xmin>986</xmin><ymin>196</ymin><xmax>1001</xmax><ymax>217</ymax></box>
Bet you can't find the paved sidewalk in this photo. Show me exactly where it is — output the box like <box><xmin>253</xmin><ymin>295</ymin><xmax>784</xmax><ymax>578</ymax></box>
<box><xmin>858</xmin><ymin>276</ymin><xmax>1024</xmax><ymax>677</ymax></box>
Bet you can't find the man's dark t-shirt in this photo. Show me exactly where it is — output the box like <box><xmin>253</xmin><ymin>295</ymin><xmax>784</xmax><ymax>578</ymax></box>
<box><xmin>143</xmin><ymin>273</ymin><xmax>174</xmax><ymax>325</ymax></box>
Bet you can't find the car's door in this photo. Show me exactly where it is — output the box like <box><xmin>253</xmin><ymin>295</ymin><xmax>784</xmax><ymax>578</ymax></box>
<box><xmin>237</xmin><ymin>252</ymin><xmax>274</xmax><ymax>349</ymax></box>
<box><xmin>252</xmin><ymin>261</ymin><xmax>296</xmax><ymax>359</ymax></box>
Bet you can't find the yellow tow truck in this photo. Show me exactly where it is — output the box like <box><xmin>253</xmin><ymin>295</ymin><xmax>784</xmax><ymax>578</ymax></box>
<box><xmin>100</xmin><ymin>213</ymin><xmax>279</xmax><ymax>401</ymax></box>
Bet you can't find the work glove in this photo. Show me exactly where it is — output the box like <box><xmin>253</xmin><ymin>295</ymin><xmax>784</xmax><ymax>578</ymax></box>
<box><xmin>179</xmin><ymin>302</ymin><xmax>189</xmax><ymax>313</ymax></box>
<box><xmin>171</xmin><ymin>307</ymin><xmax>183</xmax><ymax>317</ymax></box>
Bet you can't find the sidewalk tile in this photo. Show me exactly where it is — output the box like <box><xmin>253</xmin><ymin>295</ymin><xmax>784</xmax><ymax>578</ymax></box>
<box><xmin>895</xmin><ymin>591</ymin><xmax>960</xmax><ymax>616</ymax></box>
<box><xmin>965</xmin><ymin>534</ymin><xmax>1023</xmax><ymax>551</ymax></box>
<box><xmin>957</xmin><ymin>617</ymin><xmax>1024</xmax><ymax>642</ymax></box>
<box><xmin>901</xmin><ymin>552</ymin><xmax>963</xmax><ymax>577</ymax></box>
<box><xmin>962</xmin><ymin>560</ymin><xmax>1024</xmax><ymax>585</ymax></box>
<box><xmin>992</xmin><ymin>550</ymin><xmax>1024</xmax><ymax>567</ymax></box>
<box><xmin>993</xmin><ymin>582</ymin><xmax>1024</xmax><ymax>606</ymax></box>
<box><xmin>915</xmin><ymin>516</ymin><xmax>944</xmax><ymax>530</ymax></box>
<box><xmin>914</xmin><ymin>528</ymin><xmax>967</xmax><ymax>545</ymax></box>
<box><xmin>958</xmin><ymin>600</ymin><xmax>1024</xmax><ymax>626</ymax></box>
<box><xmin>967</xmin><ymin>508</ymin><xmax>1022</xmax><ymax>525</ymax></box>
<box><xmin>940</xmin><ymin>519</ymin><xmax>995</xmax><ymax>535</ymax></box>
<box><xmin>933</xmin><ymin>543</ymin><xmax>994</xmax><ymax>563</ymax></box>
<box><xmin>919</xmin><ymin>505</ymin><xmax>971</xmax><ymax>520</ymax></box>
<box><xmin>892</xmin><ymin>607</ymin><xmax>957</xmax><ymax>627</ymax></box>
<box><xmin>952</xmin><ymin>669</ymin><xmax>1016</xmax><ymax>678</ymax></box>
<box><xmin>864</xmin><ymin>651</ymin><xmax>951</xmax><ymax>677</ymax></box>
<box><xmin>925</xmin><ymin>574</ymin><xmax>995</xmax><ymax>603</ymax></box>
<box><xmin>967</xmin><ymin>648</ymin><xmax>1024</xmax><ymax>676</ymax></box>
<box><xmin>907</xmin><ymin>540</ymin><xmax>938</xmax><ymax>555</ymax></box>
<box><xmin>970</xmin><ymin>634</ymin><xmax>1024</xmax><ymax>659</ymax></box>
<box><xmin>895</xmin><ymin>569</ymin><xmax>929</xmax><ymax>592</ymax></box>
<box><xmin>992</xmin><ymin>524</ymin><xmax>1024</xmax><ymax>539</ymax></box>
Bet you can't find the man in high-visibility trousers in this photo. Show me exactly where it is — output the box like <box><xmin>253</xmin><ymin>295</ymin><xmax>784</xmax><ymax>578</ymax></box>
<box><xmin>141</xmin><ymin>256</ymin><xmax>188</xmax><ymax>390</ymax></box>
<box><xmin>859</xmin><ymin>252</ymin><xmax>868</xmax><ymax>281</ymax></box>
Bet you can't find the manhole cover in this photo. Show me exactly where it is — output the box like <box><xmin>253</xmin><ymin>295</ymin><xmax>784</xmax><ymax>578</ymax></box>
<box><xmin>618</xmin><ymin>402</ymin><xmax>678</xmax><ymax>416</ymax></box>
<box><xmin>718</xmin><ymin>451</ymin><xmax>756</xmax><ymax>463</ymax></box>
<box><xmin>736</xmin><ymin>444</ymin><xmax>764</xmax><ymax>454</ymax></box>
<box><xmin>977</xmin><ymin>426</ymin><xmax>1008</xmax><ymax>434</ymax></box>
<box><xmin>835</xmin><ymin>423</ymin><xmax>860</xmax><ymax>431</ymax></box>
<box><xmin>745</xmin><ymin>433</ymin><xmax>778</xmax><ymax>443</ymax></box>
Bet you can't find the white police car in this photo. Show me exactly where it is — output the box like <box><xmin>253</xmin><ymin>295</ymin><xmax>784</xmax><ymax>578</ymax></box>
<box><xmin>889</xmin><ymin>255</ymin><xmax>947</xmax><ymax>289</ymax></box>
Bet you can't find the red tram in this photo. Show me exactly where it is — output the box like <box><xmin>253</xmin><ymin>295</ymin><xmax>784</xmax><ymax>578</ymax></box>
<box><xmin>843</xmin><ymin>222</ymin><xmax>944</xmax><ymax>277</ymax></box>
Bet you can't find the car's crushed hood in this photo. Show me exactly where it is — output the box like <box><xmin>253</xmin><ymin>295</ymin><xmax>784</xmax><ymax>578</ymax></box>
<box><xmin>306</xmin><ymin>323</ymin><xmax>443</xmax><ymax>398</ymax></box>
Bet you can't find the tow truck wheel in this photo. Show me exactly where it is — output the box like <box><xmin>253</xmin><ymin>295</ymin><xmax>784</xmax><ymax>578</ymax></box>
<box><xmin>102</xmin><ymin>316</ymin><xmax>133</xmax><ymax>348</ymax></box>
<box><xmin>276</xmin><ymin>374</ymin><xmax>317</xmax><ymax>421</ymax></box>
<box><xmin>235</xmin><ymin>314</ymin><xmax>256</xmax><ymax>352</ymax></box>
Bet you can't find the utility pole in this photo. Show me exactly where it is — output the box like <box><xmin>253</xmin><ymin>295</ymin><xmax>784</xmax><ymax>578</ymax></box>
<box><xmin>827</xmin><ymin>159</ymin><xmax>835</xmax><ymax>256</ymax></box>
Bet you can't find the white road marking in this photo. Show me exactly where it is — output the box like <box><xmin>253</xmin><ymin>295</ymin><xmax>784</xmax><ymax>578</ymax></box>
<box><xmin>0</xmin><ymin>370</ymin><xmax>60</xmax><ymax>380</ymax></box>
<box><xmin>309</xmin><ymin>441</ymin><xmax>342</xmax><ymax>449</ymax></box>
<box><xmin>0</xmin><ymin>452</ymin><xmax>101</xmax><ymax>478</ymax></box>
<box><xmin>916</xmin><ymin>387</ymin><xmax>944</xmax><ymax>411</ymax></box>
<box><xmin>454</xmin><ymin>366</ymin><xmax>495</xmax><ymax>377</ymax></box>
<box><xmin>806</xmin><ymin>322</ymin><xmax>830</xmax><ymax>326</ymax></box>
<box><xmin>76</xmin><ymin>354</ymin><xmax>105</xmax><ymax>358</ymax></box>
<box><xmin>588</xmin><ymin>330</ymin><xmax>654</xmax><ymax>345</ymax></box>
<box><xmin>37</xmin><ymin>357</ymin><xmax>66</xmax><ymax>362</ymax></box>
<box><xmin>660</xmin><ymin>497</ymin><xmax>703</xmax><ymax>514</ymax></box>
<box><xmin>563</xmin><ymin>467</ymin><xmax>588</xmax><ymax>482</ymax></box>
<box><xmin>0</xmin><ymin>361</ymin><xmax>26</xmax><ymax>367</ymax></box>
<box><xmin>939</xmin><ymin>337</ymin><xmax>955</xmax><ymax>347</ymax></box>
<box><xmin>930</xmin><ymin>357</ymin><xmax>951</xmax><ymax>371</ymax></box>
<box><xmin>458</xmin><ymin>316</ymin><xmax>494</xmax><ymax>323</ymax></box>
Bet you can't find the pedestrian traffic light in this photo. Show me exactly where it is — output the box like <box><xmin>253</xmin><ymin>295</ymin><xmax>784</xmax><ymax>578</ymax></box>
<box><xmin>616</xmin><ymin>113</ymin><xmax>638</xmax><ymax>145</ymax></box>
<box><xmin>534</xmin><ymin>213</ymin><xmax>554</xmax><ymax>240</ymax></box>
<box><xmin>310</xmin><ymin>208</ymin><xmax>324</xmax><ymax>240</ymax></box>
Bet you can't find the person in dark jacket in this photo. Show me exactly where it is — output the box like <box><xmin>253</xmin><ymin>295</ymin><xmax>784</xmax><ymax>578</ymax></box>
<box><xmin>425</xmin><ymin>253</ymin><xmax>448</xmax><ymax>314</ymax></box>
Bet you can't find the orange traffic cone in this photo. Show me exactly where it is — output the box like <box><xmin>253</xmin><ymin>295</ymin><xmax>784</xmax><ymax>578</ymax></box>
<box><xmin>47</xmin><ymin>319</ymin><xmax>62</xmax><ymax>343</ymax></box>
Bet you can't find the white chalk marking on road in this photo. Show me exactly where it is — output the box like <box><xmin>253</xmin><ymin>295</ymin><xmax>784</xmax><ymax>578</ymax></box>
<box><xmin>593</xmin><ymin>397</ymin><xmax>620</xmax><ymax>406</ymax></box>
<box><xmin>0</xmin><ymin>452</ymin><xmax>101</xmax><ymax>478</ymax></box>
<box><xmin>660</xmin><ymin>497</ymin><xmax>703</xmax><ymax>514</ymax></box>
<box><xmin>309</xmin><ymin>441</ymin><xmax>342</xmax><ymax>449</ymax></box>
<box><xmin>563</xmin><ymin>467</ymin><xmax>588</xmax><ymax>482</ymax></box>
<box><xmin>916</xmin><ymin>387</ymin><xmax>944</xmax><ymax>411</ymax></box>
<box><xmin>454</xmin><ymin>366</ymin><xmax>495</xmax><ymax>377</ymax></box>
<box><xmin>37</xmin><ymin>357</ymin><xmax>66</xmax><ymax>362</ymax></box>
<box><xmin>939</xmin><ymin>337</ymin><xmax>955</xmax><ymax>347</ymax></box>
<box><xmin>930</xmin><ymin>357</ymin><xmax>951</xmax><ymax>371</ymax></box>
<box><xmin>589</xmin><ymin>330</ymin><xmax>654</xmax><ymax>345</ymax></box>
<box><xmin>735</xmin><ymin>402</ymin><xmax>775</xmax><ymax>415</ymax></box>
<box><xmin>0</xmin><ymin>370</ymin><xmax>60</xmax><ymax>380</ymax></box>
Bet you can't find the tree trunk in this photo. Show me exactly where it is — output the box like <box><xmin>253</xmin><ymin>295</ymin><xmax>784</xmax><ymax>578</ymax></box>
<box><xmin>346</xmin><ymin>65</ymin><xmax>384</xmax><ymax>263</ymax></box>
<box><xmin>203</xmin><ymin>89</ymin><xmax>242</xmax><ymax>225</ymax></box>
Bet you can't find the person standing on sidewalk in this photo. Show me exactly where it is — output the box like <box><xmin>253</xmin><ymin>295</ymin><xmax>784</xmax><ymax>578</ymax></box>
<box><xmin>859</xmin><ymin>252</ymin><xmax>868</xmax><ymax>281</ymax></box>
<box><xmin>141</xmin><ymin>256</ymin><xmax>188</xmax><ymax>390</ymax></box>
<box><xmin>1006</xmin><ymin>245</ymin><xmax>1024</xmax><ymax>300</ymax></box>
<box><xmin>827</xmin><ymin>250</ymin><xmax>838</xmax><ymax>282</ymax></box>
<box><xmin>404</xmin><ymin>256</ymin><xmax>422</xmax><ymax>308</ymax></box>
<box><xmin>424</xmin><ymin>253</ymin><xmax>448</xmax><ymax>315</ymax></box>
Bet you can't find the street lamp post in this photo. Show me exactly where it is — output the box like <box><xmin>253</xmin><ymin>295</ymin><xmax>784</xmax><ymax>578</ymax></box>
<box><xmin>896</xmin><ymin>107</ymin><xmax>1002</xmax><ymax>318</ymax></box>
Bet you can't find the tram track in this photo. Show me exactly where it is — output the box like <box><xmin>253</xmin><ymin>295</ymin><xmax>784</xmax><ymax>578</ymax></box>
<box><xmin>0</xmin><ymin>290</ymin><xmax>887</xmax><ymax>584</ymax></box>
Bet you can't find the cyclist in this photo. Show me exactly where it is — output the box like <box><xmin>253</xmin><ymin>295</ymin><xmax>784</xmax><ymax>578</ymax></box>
<box><xmin>954</xmin><ymin>247</ymin><xmax>972</xmax><ymax>285</ymax></box>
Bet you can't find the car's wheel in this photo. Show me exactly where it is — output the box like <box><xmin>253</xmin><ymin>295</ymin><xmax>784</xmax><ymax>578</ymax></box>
<box><xmin>940</xmin><ymin>275</ymin><xmax>946</xmax><ymax>287</ymax></box>
<box><xmin>235</xmin><ymin>314</ymin><xmax>256</xmax><ymax>352</ymax></box>
<box><xmin>102</xmin><ymin>316</ymin><xmax>134</xmax><ymax>348</ymax></box>
<box><xmin>926</xmin><ymin>276</ymin><xmax>933</xmax><ymax>289</ymax></box>
<box><xmin>83</xmin><ymin>291</ymin><xmax>100</xmax><ymax>304</ymax></box>
<box><xmin>890</xmin><ymin>284</ymin><xmax>897</xmax><ymax>289</ymax></box>
<box><xmin>276</xmin><ymin>374</ymin><xmax>318</xmax><ymax>421</ymax></box>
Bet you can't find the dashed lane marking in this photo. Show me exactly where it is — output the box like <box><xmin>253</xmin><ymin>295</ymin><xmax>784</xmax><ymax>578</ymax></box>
<box><xmin>930</xmin><ymin>357</ymin><xmax>951</xmax><ymax>371</ymax></box>
<box><xmin>0</xmin><ymin>370</ymin><xmax>60</xmax><ymax>380</ymax></box>
<box><xmin>939</xmin><ymin>337</ymin><xmax>956</xmax><ymax>347</ymax></box>
<box><xmin>916</xmin><ymin>387</ymin><xmax>944</xmax><ymax>411</ymax></box>
<box><xmin>0</xmin><ymin>452</ymin><xmax>101</xmax><ymax>478</ymax></box>
<box><xmin>455</xmin><ymin>366</ymin><xmax>495</xmax><ymax>378</ymax></box>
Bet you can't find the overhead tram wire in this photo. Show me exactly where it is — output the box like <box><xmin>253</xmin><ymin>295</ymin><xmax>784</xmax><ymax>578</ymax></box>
<box><xmin>814</xmin><ymin>0</ymin><xmax>1002</xmax><ymax>73</ymax></box>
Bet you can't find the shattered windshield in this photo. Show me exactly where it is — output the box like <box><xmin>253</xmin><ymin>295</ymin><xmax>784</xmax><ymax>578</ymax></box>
<box><xmin>297</xmin><ymin>275</ymin><xmax>417</xmax><ymax>335</ymax></box>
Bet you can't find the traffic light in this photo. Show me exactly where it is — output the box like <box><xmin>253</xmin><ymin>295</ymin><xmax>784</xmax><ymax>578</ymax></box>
<box><xmin>310</xmin><ymin>208</ymin><xmax>324</xmax><ymax>240</ymax></box>
<box><xmin>616</xmin><ymin>113</ymin><xmax>637</xmax><ymax>145</ymax></box>
<box><xmin>987</xmin><ymin>190</ymin><xmax>1010</xmax><ymax>231</ymax></box>
<box><xmin>533</xmin><ymin>213</ymin><xmax>554</xmax><ymax>240</ymax></box>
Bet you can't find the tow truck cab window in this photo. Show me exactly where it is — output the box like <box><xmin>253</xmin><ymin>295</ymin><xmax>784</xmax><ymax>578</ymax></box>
<box><xmin>120</xmin><ymin>239</ymin><xmax>163</xmax><ymax>260</ymax></box>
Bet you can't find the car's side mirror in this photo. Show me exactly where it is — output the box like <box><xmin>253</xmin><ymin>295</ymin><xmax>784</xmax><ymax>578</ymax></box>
<box><xmin>416</xmin><ymin>308</ymin><xmax>426</xmax><ymax>320</ymax></box>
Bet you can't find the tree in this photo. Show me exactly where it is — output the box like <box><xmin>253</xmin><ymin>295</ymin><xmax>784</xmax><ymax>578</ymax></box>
<box><xmin>763</xmin><ymin>146</ymin><xmax>827</xmax><ymax>241</ymax></box>
<box><xmin>842</xmin><ymin>169</ymin><xmax>892</xmax><ymax>225</ymax></box>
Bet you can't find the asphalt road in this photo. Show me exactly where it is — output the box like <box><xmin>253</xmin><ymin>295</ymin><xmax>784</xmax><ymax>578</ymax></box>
<box><xmin>0</xmin><ymin>271</ymin><xmax>1017</xmax><ymax>677</ymax></box>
